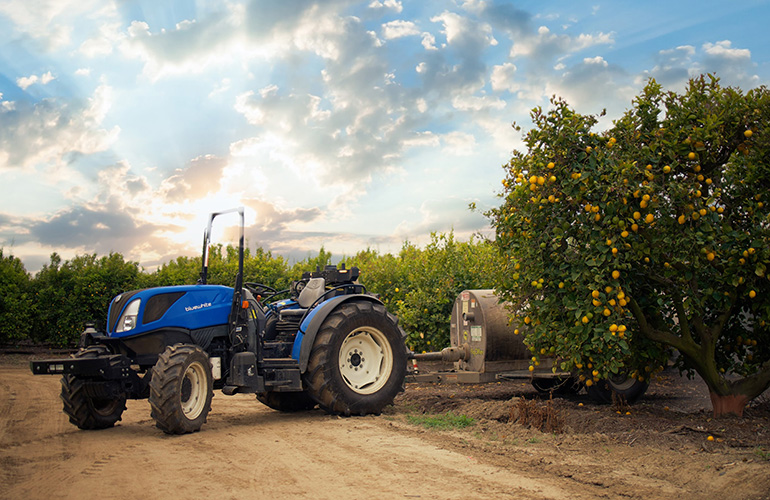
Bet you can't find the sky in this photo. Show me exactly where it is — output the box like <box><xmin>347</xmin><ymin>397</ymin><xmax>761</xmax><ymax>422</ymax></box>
<box><xmin>1</xmin><ymin>0</ymin><xmax>769</xmax><ymax>273</ymax></box>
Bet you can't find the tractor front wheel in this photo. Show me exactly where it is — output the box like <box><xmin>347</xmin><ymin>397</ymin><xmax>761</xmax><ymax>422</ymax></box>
<box><xmin>149</xmin><ymin>344</ymin><xmax>213</xmax><ymax>434</ymax></box>
<box><xmin>303</xmin><ymin>301</ymin><xmax>407</xmax><ymax>416</ymax></box>
<box><xmin>61</xmin><ymin>346</ymin><xmax>127</xmax><ymax>430</ymax></box>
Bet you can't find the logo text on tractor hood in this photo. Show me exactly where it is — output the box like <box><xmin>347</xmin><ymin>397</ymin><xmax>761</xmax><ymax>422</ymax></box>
<box><xmin>185</xmin><ymin>302</ymin><xmax>212</xmax><ymax>312</ymax></box>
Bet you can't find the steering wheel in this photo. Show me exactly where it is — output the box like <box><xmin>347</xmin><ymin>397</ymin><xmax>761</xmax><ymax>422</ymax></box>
<box><xmin>244</xmin><ymin>282</ymin><xmax>277</xmax><ymax>297</ymax></box>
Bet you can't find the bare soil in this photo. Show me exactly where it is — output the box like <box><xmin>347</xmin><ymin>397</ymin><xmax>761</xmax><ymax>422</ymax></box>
<box><xmin>1</xmin><ymin>353</ymin><xmax>768</xmax><ymax>500</ymax></box>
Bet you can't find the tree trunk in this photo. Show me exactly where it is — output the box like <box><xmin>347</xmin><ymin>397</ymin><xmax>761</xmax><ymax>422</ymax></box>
<box><xmin>709</xmin><ymin>392</ymin><xmax>750</xmax><ymax>417</ymax></box>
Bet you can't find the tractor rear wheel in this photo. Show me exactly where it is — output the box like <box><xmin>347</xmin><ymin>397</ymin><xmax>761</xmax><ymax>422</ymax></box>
<box><xmin>303</xmin><ymin>301</ymin><xmax>406</xmax><ymax>416</ymax></box>
<box><xmin>257</xmin><ymin>391</ymin><xmax>317</xmax><ymax>412</ymax></box>
<box><xmin>61</xmin><ymin>346</ymin><xmax>127</xmax><ymax>430</ymax></box>
<box><xmin>149</xmin><ymin>344</ymin><xmax>213</xmax><ymax>434</ymax></box>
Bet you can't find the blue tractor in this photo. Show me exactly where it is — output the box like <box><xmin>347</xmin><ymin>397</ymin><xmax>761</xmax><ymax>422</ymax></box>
<box><xmin>31</xmin><ymin>208</ymin><xmax>407</xmax><ymax>434</ymax></box>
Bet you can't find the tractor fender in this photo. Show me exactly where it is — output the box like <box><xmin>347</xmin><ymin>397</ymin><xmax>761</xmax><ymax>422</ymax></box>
<box><xmin>293</xmin><ymin>294</ymin><xmax>384</xmax><ymax>373</ymax></box>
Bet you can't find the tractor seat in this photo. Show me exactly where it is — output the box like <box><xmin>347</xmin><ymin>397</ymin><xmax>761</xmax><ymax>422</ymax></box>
<box><xmin>297</xmin><ymin>277</ymin><xmax>325</xmax><ymax>308</ymax></box>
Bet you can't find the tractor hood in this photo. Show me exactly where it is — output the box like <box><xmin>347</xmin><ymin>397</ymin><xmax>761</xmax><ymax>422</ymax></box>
<box><xmin>106</xmin><ymin>285</ymin><xmax>234</xmax><ymax>338</ymax></box>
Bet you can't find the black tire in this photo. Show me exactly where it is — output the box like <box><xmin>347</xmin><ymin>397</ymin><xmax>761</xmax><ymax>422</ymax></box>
<box><xmin>60</xmin><ymin>346</ymin><xmax>127</xmax><ymax>430</ymax></box>
<box><xmin>257</xmin><ymin>391</ymin><xmax>317</xmax><ymax>412</ymax></box>
<box><xmin>587</xmin><ymin>373</ymin><xmax>649</xmax><ymax>404</ymax></box>
<box><xmin>303</xmin><ymin>301</ymin><xmax>407</xmax><ymax>416</ymax></box>
<box><xmin>149</xmin><ymin>344</ymin><xmax>213</xmax><ymax>434</ymax></box>
<box><xmin>532</xmin><ymin>376</ymin><xmax>581</xmax><ymax>395</ymax></box>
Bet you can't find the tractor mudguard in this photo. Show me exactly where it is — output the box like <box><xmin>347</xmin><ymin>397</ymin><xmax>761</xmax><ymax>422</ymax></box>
<box><xmin>292</xmin><ymin>294</ymin><xmax>384</xmax><ymax>373</ymax></box>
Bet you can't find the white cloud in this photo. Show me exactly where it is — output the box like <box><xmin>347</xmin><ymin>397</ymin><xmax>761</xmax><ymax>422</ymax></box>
<box><xmin>452</xmin><ymin>94</ymin><xmax>506</xmax><ymax>111</ymax></box>
<box><xmin>382</xmin><ymin>20</ymin><xmax>420</xmax><ymax>39</ymax></box>
<box><xmin>368</xmin><ymin>0</ymin><xmax>403</xmax><ymax>13</ymax></box>
<box><xmin>583</xmin><ymin>56</ymin><xmax>608</xmax><ymax>67</ymax></box>
<box><xmin>209</xmin><ymin>78</ymin><xmax>232</xmax><ymax>98</ymax></box>
<box><xmin>119</xmin><ymin>8</ymin><xmax>249</xmax><ymax>80</ymax></box>
<box><xmin>700</xmin><ymin>40</ymin><xmax>759</xmax><ymax>88</ymax></box>
<box><xmin>491</xmin><ymin>62</ymin><xmax>518</xmax><ymax>92</ymax></box>
<box><xmin>0</xmin><ymin>84</ymin><xmax>119</xmax><ymax>171</ymax></box>
<box><xmin>637</xmin><ymin>45</ymin><xmax>696</xmax><ymax>87</ymax></box>
<box><xmin>403</xmin><ymin>131</ymin><xmax>440</xmax><ymax>148</ymax></box>
<box><xmin>703</xmin><ymin>40</ymin><xmax>750</xmax><ymax>60</ymax></box>
<box><xmin>545</xmin><ymin>57</ymin><xmax>633</xmax><ymax>117</ymax></box>
<box><xmin>431</xmin><ymin>11</ymin><xmax>496</xmax><ymax>48</ymax></box>
<box><xmin>79</xmin><ymin>22</ymin><xmax>120</xmax><ymax>58</ymax></box>
<box><xmin>442</xmin><ymin>131</ymin><xmax>476</xmax><ymax>156</ymax></box>
<box><xmin>0</xmin><ymin>0</ymin><xmax>118</xmax><ymax>51</ymax></box>
<box><xmin>2</xmin><ymin>0</ymin><xmax>767</xmax><ymax>273</ymax></box>
<box><xmin>0</xmin><ymin>93</ymin><xmax>14</xmax><ymax>111</ymax></box>
<box><xmin>16</xmin><ymin>71</ymin><xmax>55</xmax><ymax>90</ymax></box>
<box><xmin>16</xmin><ymin>75</ymin><xmax>37</xmax><ymax>90</ymax></box>
<box><xmin>639</xmin><ymin>40</ymin><xmax>758</xmax><ymax>90</ymax></box>
<box><xmin>421</xmin><ymin>32</ymin><xmax>438</xmax><ymax>50</ymax></box>
<box><xmin>510</xmin><ymin>25</ymin><xmax>614</xmax><ymax>60</ymax></box>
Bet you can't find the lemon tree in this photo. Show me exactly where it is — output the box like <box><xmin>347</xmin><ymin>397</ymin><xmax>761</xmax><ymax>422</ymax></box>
<box><xmin>350</xmin><ymin>232</ymin><xmax>500</xmax><ymax>353</ymax></box>
<box><xmin>489</xmin><ymin>75</ymin><xmax>770</xmax><ymax>416</ymax></box>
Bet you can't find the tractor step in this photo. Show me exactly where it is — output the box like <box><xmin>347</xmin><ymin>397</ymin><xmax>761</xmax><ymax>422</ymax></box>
<box><xmin>262</xmin><ymin>358</ymin><xmax>302</xmax><ymax>391</ymax></box>
<box><xmin>261</xmin><ymin>357</ymin><xmax>299</xmax><ymax>368</ymax></box>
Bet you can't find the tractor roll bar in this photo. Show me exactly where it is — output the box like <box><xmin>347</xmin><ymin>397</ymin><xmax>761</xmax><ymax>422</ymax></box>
<box><xmin>199</xmin><ymin>207</ymin><xmax>245</xmax><ymax>292</ymax></box>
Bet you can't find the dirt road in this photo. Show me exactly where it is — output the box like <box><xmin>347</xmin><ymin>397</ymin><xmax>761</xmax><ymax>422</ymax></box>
<box><xmin>1</xmin><ymin>360</ymin><xmax>769</xmax><ymax>500</ymax></box>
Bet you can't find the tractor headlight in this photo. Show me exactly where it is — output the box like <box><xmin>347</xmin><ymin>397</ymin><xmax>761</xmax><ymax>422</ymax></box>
<box><xmin>116</xmin><ymin>299</ymin><xmax>141</xmax><ymax>333</ymax></box>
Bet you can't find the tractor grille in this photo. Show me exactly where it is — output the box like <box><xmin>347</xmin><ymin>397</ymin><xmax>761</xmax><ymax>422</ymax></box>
<box><xmin>143</xmin><ymin>291</ymin><xmax>186</xmax><ymax>324</ymax></box>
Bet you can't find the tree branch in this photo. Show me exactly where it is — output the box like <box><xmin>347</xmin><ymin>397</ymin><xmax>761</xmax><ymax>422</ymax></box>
<box><xmin>627</xmin><ymin>297</ymin><xmax>684</xmax><ymax>350</ymax></box>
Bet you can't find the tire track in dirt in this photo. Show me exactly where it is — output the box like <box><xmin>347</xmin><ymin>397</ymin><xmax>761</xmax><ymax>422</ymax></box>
<box><xmin>3</xmin><ymin>363</ymin><xmax>769</xmax><ymax>500</ymax></box>
<box><xmin>0</xmin><ymin>367</ymin><xmax>590</xmax><ymax>500</ymax></box>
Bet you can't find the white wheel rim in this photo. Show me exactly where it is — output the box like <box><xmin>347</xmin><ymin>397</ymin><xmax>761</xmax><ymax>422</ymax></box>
<box><xmin>608</xmin><ymin>373</ymin><xmax>638</xmax><ymax>391</ymax></box>
<box><xmin>338</xmin><ymin>327</ymin><xmax>393</xmax><ymax>395</ymax></box>
<box><xmin>181</xmin><ymin>361</ymin><xmax>207</xmax><ymax>419</ymax></box>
